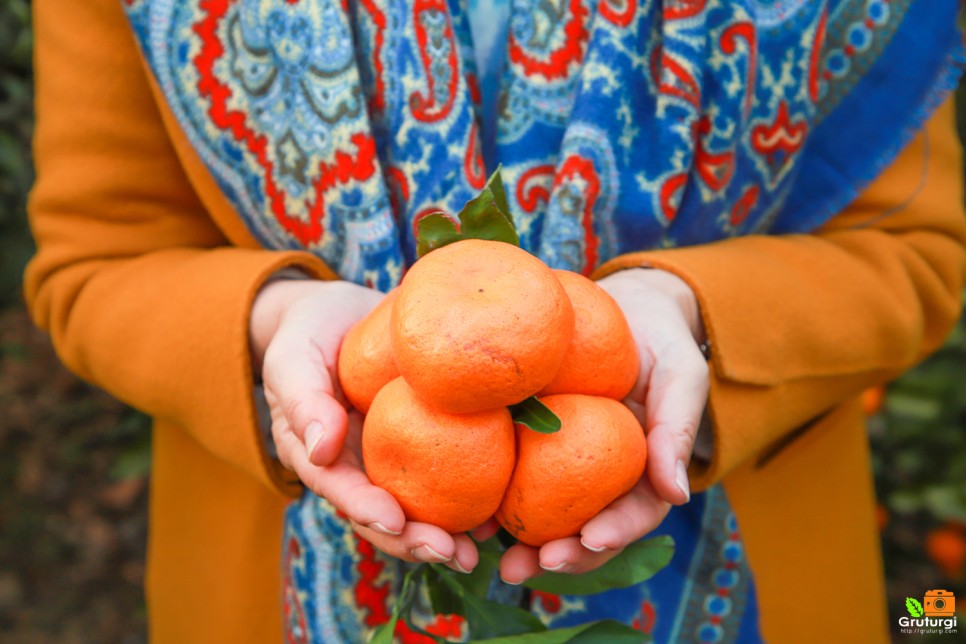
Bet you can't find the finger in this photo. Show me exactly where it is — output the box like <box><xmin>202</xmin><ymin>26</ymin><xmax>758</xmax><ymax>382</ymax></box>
<box><xmin>291</xmin><ymin>453</ymin><xmax>406</xmax><ymax>535</ymax></box>
<box><xmin>263</xmin><ymin>334</ymin><xmax>348</xmax><ymax>467</ymax></box>
<box><xmin>643</xmin><ymin>340</ymin><xmax>709</xmax><ymax>505</ymax></box>
<box><xmin>469</xmin><ymin>517</ymin><xmax>501</xmax><ymax>543</ymax></box>
<box><xmin>499</xmin><ymin>542</ymin><xmax>542</xmax><ymax>585</ymax></box>
<box><xmin>446</xmin><ymin>533</ymin><xmax>480</xmax><ymax>574</ymax></box>
<box><xmin>352</xmin><ymin>520</ymin><xmax>457</xmax><ymax>564</ymax></box>
<box><xmin>538</xmin><ymin>536</ymin><xmax>621</xmax><ymax>575</ymax></box>
<box><xmin>272</xmin><ymin>420</ymin><xmax>308</xmax><ymax>472</ymax></box>
<box><xmin>580</xmin><ymin>476</ymin><xmax>671</xmax><ymax>552</ymax></box>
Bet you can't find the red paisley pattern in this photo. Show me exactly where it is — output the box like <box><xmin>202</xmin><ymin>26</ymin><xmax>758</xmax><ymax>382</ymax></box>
<box><xmin>651</xmin><ymin>47</ymin><xmax>702</xmax><ymax>109</ymax></box>
<box><xmin>695</xmin><ymin>116</ymin><xmax>736</xmax><ymax>192</ymax></box>
<box><xmin>517</xmin><ymin>165</ymin><xmax>556</xmax><ymax>213</ymax></box>
<box><xmin>751</xmin><ymin>101</ymin><xmax>808</xmax><ymax>170</ymax></box>
<box><xmin>410</xmin><ymin>0</ymin><xmax>461</xmax><ymax>122</ymax></box>
<box><xmin>599</xmin><ymin>0</ymin><xmax>637</xmax><ymax>27</ymax></box>
<box><xmin>465</xmin><ymin>121</ymin><xmax>487</xmax><ymax>189</ymax></box>
<box><xmin>809</xmin><ymin>9</ymin><xmax>829</xmax><ymax>103</ymax></box>
<box><xmin>554</xmin><ymin>155</ymin><xmax>601</xmax><ymax>274</ymax></box>
<box><xmin>721</xmin><ymin>22</ymin><xmax>757</xmax><ymax>118</ymax></box>
<box><xmin>508</xmin><ymin>0</ymin><xmax>590</xmax><ymax>81</ymax></box>
<box><xmin>194</xmin><ymin>0</ymin><xmax>379</xmax><ymax>247</ymax></box>
<box><xmin>358</xmin><ymin>0</ymin><xmax>389</xmax><ymax>116</ymax></box>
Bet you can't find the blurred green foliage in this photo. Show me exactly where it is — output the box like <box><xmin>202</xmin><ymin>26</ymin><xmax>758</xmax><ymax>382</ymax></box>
<box><xmin>0</xmin><ymin>0</ymin><xmax>34</xmax><ymax>307</ymax></box>
<box><xmin>872</xmin><ymin>318</ymin><xmax>966</xmax><ymax>523</ymax></box>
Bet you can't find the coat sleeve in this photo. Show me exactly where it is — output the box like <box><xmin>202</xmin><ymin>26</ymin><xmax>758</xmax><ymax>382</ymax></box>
<box><xmin>592</xmin><ymin>98</ymin><xmax>966</xmax><ymax>491</ymax></box>
<box><xmin>24</xmin><ymin>0</ymin><xmax>336</xmax><ymax>496</ymax></box>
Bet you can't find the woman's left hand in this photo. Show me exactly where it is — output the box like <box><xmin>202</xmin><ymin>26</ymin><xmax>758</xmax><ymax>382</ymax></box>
<box><xmin>498</xmin><ymin>267</ymin><xmax>709</xmax><ymax>582</ymax></box>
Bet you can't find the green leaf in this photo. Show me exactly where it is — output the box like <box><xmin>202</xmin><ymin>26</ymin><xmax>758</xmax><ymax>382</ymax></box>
<box><xmin>472</xmin><ymin>619</ymin><xmax>646</xmax><ymax>643</ymax></box>
<box><xmin>509</xmin><ymin>397</ymin><xmax>561</xmax><ymax>434</ymax></box>
<box><xmin>486</xmin><ymin>165</ymin><xmax>513</xmax><ymax>221</ymax></box>
<box><xmin>370</xmin><ymin>565</ymin><xmax>424</xmax><ymax>644</ymax></box>
<box><xmin>524</xmin><ymin>536</ymin><xmax>674</xmax><ymax>596</ymax></box>
<box><xmin>426</xmin><ymin>566</ymin><xmax>465</xmax><ymax>617</ymax></box>
<box><xmin>435</xmin><ymin>567</ymin><xmax>545</xmax><ymax>639</ymax></box>
<box><xmin>563</xmin><ymin>620</ymin><xmax>649</xmax><ymax>644</ymax></box>
<box><xmin>414</xmin><ymin>168</ymin><xmax>520</xmax><ymax>258</ymax></box>
<box><xmin>906</xmin><ymin>597</ymin><xmax>924</xmax><ymax>618</ymax></box>
<box><xmin>449</xmin><ymin>542</ymin><xmax>501</xmax><ymax>598</ymax></box>
<box><xmin>457</xmin><ymin>169</ymin><xmax>519</xmax><ymax>246</ymax></box>
<box><xmin>461</xmin><ymin>593</ymin><xmax>547</xmax><ymax>639</ymax></box>
<box><xmin>416</xmin><ymin>212</ymin><xmax>461</xmax><ymax>258</ymax></box>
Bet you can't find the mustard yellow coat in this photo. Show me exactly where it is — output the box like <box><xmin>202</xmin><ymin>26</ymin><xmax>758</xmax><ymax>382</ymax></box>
<box><xmin>25</xmin><ymin>0</ymin><xmax>966</xmax><ymax>641</ymax></box>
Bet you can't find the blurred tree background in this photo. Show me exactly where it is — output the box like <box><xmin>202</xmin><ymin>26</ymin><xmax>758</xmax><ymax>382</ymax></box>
<box><xmin>1</xmin><ymin>2</ymin><xmax>151</xmax><ymax>641</ymax></box>
<box><xmin>0</xmin><ymin>2</ymin><xmax>964</xmax><ymax>642</ymax></box>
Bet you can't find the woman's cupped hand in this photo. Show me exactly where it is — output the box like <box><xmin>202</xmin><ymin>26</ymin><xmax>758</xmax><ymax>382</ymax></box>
<box><xmin>250</xmin><ymin>277</ymin><xmax>479</xmax><ymax>574</ymax></box>
<box><xmin>498</xmin><ymin>267</ymin><xmax>709</xmax><ymax>584</ymax></box>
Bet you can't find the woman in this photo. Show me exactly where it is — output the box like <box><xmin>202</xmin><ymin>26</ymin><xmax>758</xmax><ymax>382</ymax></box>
<box><xmin>25</xmin><ymin>0</ymin><xmax>966</xmax><ymax>641</ymax></box>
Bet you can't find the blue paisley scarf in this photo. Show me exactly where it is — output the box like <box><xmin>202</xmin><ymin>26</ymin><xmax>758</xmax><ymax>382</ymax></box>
<box><xmin>124</xmin><ymin>0</ymin><xmax>963</xmax><ymax>641</ymax></box>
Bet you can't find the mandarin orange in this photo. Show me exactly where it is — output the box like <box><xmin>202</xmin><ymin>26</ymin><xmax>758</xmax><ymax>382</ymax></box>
<box><xmin>496</xmin><ymin>394</ymin><xmax>647</xmax><ymax>546</ymax></box>
<box><xmin>362</xmin><ymin>377</ymin><xmax>516</xmax><ymax>534</ymax></box>
<box><xmin>925</xmin><ymin>523</ymin><xmax>966</xmax><ymax>580</ymax></box>
<box><xmin>391</xmin><ymin>239</ymin><xmax>574</xmax><ymax>413</ymax></box>
<box><xmin>861</xmin><ymin>386</ymin><xmax>886</xmax><ymax>416</ymax></box>
<box><xmin>337</xmin><ymin>289</ymin><xmax>400</xmax><ymax>413</ymax></box>
<box><xmin>539</xmin><ymin>270</ymin><xmax>639</xmax><ymax>400</ymax></box>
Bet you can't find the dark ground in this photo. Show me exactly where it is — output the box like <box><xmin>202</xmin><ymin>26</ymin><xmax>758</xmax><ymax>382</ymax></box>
<box><xmin>0</xmin><ymin>307</ymin><xmax>149</xmax><ymax>643</ymax></box>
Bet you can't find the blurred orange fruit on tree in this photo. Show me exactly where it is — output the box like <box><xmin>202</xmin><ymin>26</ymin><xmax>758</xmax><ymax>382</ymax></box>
<box><xmin>861</xmin><ymin>386</ymin><xmax>886</xmax><ymax>416</ymax></box>
<box><xmin>875</xmin><ymin>503</ymin><xmax>889</xmax><ymax>532</ymax></box>
<box><xmin>925</xmin><ymin>522</ymin><xmax>966</xmax><ymax>580</ymax></box>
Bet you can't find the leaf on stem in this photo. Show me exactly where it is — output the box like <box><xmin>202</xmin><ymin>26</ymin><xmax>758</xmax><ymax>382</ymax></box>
<box><xmin>509</xmin><ymin>397</ymin><xmax>562</xmax><ymax>434</ymax></box>
<box><xmin>523</xmin><ymin>536</ymin><xmax>675</xmax><ymax>595</ymax></box>
<box><xmin>370</xmin><ymin>565</ymin><xmax>424</xmax><ymax>643</ymax></box>
<box><xmin>426</xmin><ymin>566</ymin><xmax>465</xmax><ymax>617</ymax></box>
<box><xmin>416</xmin><ymin>212</ymin><xmax>462</xmax><ymax>258</ymax></box>
<box><xmin>415</xmin><ymin>168</ymin><xmax>519</xmax><ymax>258</ymax></box>
<box><xmin>456</xmin><ymin>169</ymin><xmax>518</xmax><ymax>246</ymax></box>
<box><xmin>433</xmin><ymin>565</ymin><xmax>546</xmax><ymax>639</ymax></box>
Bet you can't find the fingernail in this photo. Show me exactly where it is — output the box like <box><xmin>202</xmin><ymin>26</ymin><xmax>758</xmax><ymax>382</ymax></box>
<box><xmin>412</xmin><ymin>545</ymin><xmax>450</xmax><ymax>563</ymax></box>
<box><xmin>580</xmin><ymin>539</ymin><xmax>608</xmax><ymax>553</ymax></box>
<box><xmin>540</xmin><ymin>561</ymin><xmax>573</xmax><ymax>573</ymax></box>
<box><xmin>306</xmin><ymin>421</ymin><xmax>326</xmax><ymax>458</ymax></box>
<box><xmin>451</xmin><ymin>559</ymin><xmax>471</xmax><ymax>574</ymax></box>
<box><xmin>676</xmin><ymin>459</ymin><xmax>691</xmax><ymax>503</ymax></box>
<box><xmin>500</xmin><ymin>576</ymin><xmax>523</xmax><ymax>586</ymax></box>
<box><xmin>367</xmin><ymin>522</ymin><xmax>402</xmax><ymax>536</ymax></box>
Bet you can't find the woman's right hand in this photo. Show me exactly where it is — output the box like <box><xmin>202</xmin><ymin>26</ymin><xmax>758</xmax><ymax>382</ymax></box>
<box><xmin>250</xmin><ymin>277</ymin><xmax>479</xmax><ymax>574</ymax></box>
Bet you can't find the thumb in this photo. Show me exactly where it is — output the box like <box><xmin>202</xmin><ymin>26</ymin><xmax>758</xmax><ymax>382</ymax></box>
<box><xmin>641</xmin><ymin>342</ymin><xmax>709</xmax><ymax>505</ymax></box>
<box><xmin>263</xmin><ymin>331</ymin><xmax>349</xmax><ymax>467</ymax></box>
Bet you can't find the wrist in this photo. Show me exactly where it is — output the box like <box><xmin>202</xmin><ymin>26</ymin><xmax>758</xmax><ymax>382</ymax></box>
<box><xmin>602</xmin><ymin>267</ymin><xmax>706</xmax><ymax>345</ymax></box>
<box><xmin>249</xmin><ymin>273</ymin><xmax>315</xmax><ymax>376</ymax></box>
